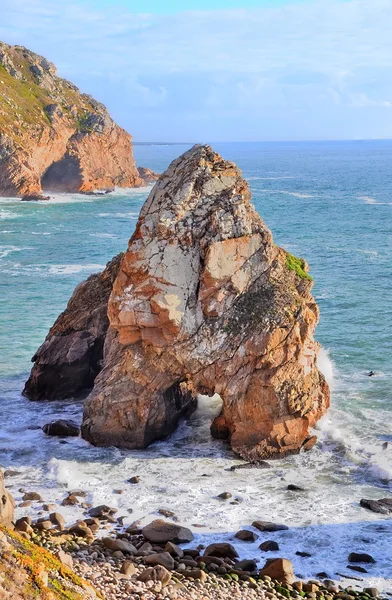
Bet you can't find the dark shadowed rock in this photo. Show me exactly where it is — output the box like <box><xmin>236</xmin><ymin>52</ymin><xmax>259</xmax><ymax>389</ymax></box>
<box><xmin>24</xmin><ymin>254</ymin><xmax>122</xmax><ymax>401</ymax></box>
<box><xmin>348</xmin><ymin>552</ymin><xmax>376</xmax><ymax>564</ymax></box>
<box><xmin>260</xmin><ymin>540</ymin><xmax>280</xmax><ymax>551</ymax></box>
<box><xmin>204</xmin><ymin>543</ymin><xmax>239</xmax><ymax>559</ymax></box>
<box><xmin>42</xmin><ymin>419</ymin><xmax>80</xmax><ymax>437</ymax></box>
<box><xmin>360</xmin><ymin>498</ymin><xmax>392</xmax><ymax>514</ymax></box>
<box><xmin>234</xmin><ymin>529</ymin><xmax>258</xmax><ymax>542</ymax></box>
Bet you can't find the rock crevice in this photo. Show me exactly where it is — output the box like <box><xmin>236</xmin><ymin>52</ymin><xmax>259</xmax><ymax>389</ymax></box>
<box><xmin>25</xmin><ymin>145</ymin><xmax>330</xmax><ymax>460</ymax></box>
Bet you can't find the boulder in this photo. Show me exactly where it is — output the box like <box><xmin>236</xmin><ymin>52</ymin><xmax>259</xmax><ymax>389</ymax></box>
<box><xmin>103</xmin><ymin>537</ymin><xmax>137</xmax><ymax>554</ymax></box>
<box><xmin>233</xmin><ymin>559</ymin><xmax>258</xmax><ymax>572</ymax></box>
<box><xmin>42</xmin><ymin>419</ymin><xmax>80</xmax><ymax>437</ymax></box>
<box><xmin>348</xmin><ymin>552</ymin><xmax>376</xmax><ymax>564</ymax></box>
<box><xmin>234</xmin><ymin>530</ymin><xmax>258</xmax><ymax>542</ymax></box>
<box><xmin>22</xmin><ymin>491</ymin><xmax>42</xmax><ymax>502</ymax></box>
<box><xmin>259</xmin><ymin>558</ymin><xmax>295</xmax><ymax>585</ymax></box>
<box><xmin>142</xmin><ymin>520</ymin><xmax>194</xmax><ymax>544</ymax></box>
<box><xmin>164</xmin><ymin>541</ymin><xmax>184</xmax><ymax>558</ymax></box>
<box><xmin>138</xmin><ymin>565</ymin><xmax>172</xmax><ymax>587</ymax></box>
<box><xmin>260</xmin><ymin>540</ymin><xmax>280</xmax><ymax>551</ymax></box>
<box><xmin>360</xmin><ymin>498</ymin><xmax>392</xmax><ymax>514</ymax></box>
<box><xmin>144</xmin><ymin>552</ymin><xmax>175</xmax><ymax>570</ymax></box>
<box><xmin>252</xmin><ymin>521</ymin><xmax>289</xmax><ymax>532</ymax></box>
<box><xmin>204</xmin><ymin>543</ymin><xmax>239</xmax><ymax>559</ymax></box>
<box><xmin>89</xmin><ymin>505</ymin><xmax>118</xmax><ymax>519</ymax></box>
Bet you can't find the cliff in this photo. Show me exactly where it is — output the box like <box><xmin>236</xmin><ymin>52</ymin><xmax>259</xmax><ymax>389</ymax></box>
<box><xmin>0</xmin><ymin>470</ymin><xmax>14</xmax><ymax>529</ymax></box>
<box><xmin>0</xmin><ymin>41</ymin><xmax>144</xmax><ymax>197</ymax></box>
<box><xmin>25</xmin><ymin>145</ymin><xmax>330</xmax><ymax>460</ymax></box>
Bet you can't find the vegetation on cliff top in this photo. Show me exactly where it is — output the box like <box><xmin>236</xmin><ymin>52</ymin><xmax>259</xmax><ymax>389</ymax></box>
<box><xmin>0</xmin><ymin>43</ymin><xmax>106</xmax><ymax>146</ymax></box>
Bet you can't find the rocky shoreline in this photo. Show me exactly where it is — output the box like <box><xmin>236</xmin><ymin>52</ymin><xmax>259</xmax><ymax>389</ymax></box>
<box><xmin>3</xmin><ymin>478</ymin><xmax>386</xmax><ymax>600</ymax></box>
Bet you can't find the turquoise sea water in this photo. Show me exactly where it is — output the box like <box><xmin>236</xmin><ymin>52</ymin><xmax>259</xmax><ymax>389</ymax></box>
<box><xmin>0</xmin><ymin>141</ymin><xmax>391</xmax><ymax>588</ymax></box>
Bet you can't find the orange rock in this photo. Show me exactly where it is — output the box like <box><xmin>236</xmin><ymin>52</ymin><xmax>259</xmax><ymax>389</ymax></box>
<box><xmin>26</xmin><ymin>145</ymin><xmax>330</xmax><ymax>460</ymax></box>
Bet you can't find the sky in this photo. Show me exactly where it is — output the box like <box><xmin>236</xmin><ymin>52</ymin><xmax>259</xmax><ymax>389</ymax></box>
<box><xmin>1</xmin><ymin>0</ymin><xmax>391</xmax><ymax>142</ymax></box>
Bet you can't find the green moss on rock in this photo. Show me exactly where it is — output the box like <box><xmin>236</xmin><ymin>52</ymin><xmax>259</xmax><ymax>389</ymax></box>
<box><xmin>285</xmin><ymin>252</ymin><xmax>313</xmax><ymax>281</ymax></box>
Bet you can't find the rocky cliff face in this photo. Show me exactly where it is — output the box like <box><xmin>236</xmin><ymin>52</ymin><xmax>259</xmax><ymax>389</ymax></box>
<box><xmin>25</xmin><ymin>145</ymin><xmax>330</xmax><ymax>460</ymax></box>
<box><xmin>0</xmin><ymin>42</ymin><xmax>143</xmax><ymax>196</ymax></box>
<box><xmin>0</xmin><ymin>470</ymin><xmax>14</xmax><ymax>528</ymax></box>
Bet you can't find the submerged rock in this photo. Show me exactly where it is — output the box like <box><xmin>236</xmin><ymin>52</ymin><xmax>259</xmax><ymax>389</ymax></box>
<box><xmin>25</xmin><ymin>145</ymin><xmax>329</xmax><ymax>459</ymax></box>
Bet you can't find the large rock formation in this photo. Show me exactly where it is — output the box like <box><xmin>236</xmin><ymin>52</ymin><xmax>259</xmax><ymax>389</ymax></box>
<box><xmin>23</xmin><ymin>254</ymin><xmax>122</xmax><ymax>400</ymax></box>
<box><xmin>25</xmin><ymin>145</ymin><xmax>330</xmax><ymax>460</ymax></box>
<box><xmin>0</xmin><ymin>41</ymin><xmax>144</xmax><ymax>196</ymax></box>
<box><xmin>0</xmin><ymin>470</ymin><xmax>14</xmax><ymax>528</ymax></box>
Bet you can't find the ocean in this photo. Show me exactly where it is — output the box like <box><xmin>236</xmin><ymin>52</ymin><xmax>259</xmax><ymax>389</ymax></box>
<box><xmin>0</xmin><ymin>141</ymin><xmax>391</xmax><ymax>590</ymax></box>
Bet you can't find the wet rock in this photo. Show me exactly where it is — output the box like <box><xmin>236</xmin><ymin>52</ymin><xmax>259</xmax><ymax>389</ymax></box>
<box><xmin>259</xmin><ymin>558</ymin><xmax>295</xmax><ymax>585</ymax></box>
<box><xmin>204</xmin><ymin>543</ymin><xmax>239</xmax><ymax>560</ymax></box>
<box><xmin>217</xmin><ymin>492</ymin><xmax>232</xmax><ymax>500</ymax></box>
<box><xmin>43</xmin><ymin>503</ymin><xmax>56</xmax><ymax>511</ymax></box>
<box><xmin>347</xmin><ymin>565</ymin><xmax>368</xmax><ymax>573</ymax></box>
<box><xmin>252</xmin><ymin>520</ymin><xmax>289</xmax><ymax>532</ymax></box>
<box><xmin>360</xmin><ymin>498</ymin><xmax>392</xmax><ymax>514</ymax></box>
<box><xmin>138</xmin><ymin>565</ymin><xmax>172</xmax><ymax>587</ymax></box>
<box><xmin>22</xmin><ymin>491</ymin><xmax>42</xmax><ymax>501</ymax></box>
<box><xmin>89</xmin><ymin>504</ymin><xmax>118</xmax><ymax>519</ymax></box>
<box><xmin>61</xmin><ymin>494</ymin><xmax>79</xmax><ymax>506</ymax></box>
<box><xmin>103</xmin><ymin>537</ymin><xmax>137</xmax><ymax>553</ymax></box>
<box><xmin>348</xmin><ymin>552</ymin><xmax>376</xmax><ymax>564</ymax></box>
<box><xmin>287</xmin><ymin>484</ymin><xmax>306</xmax><ymax>491</ymax></box>
<box><xmin>42</xmin><ymin>420</ymin><xmax>80</xmax><ymax>437</ymax></box>
<box><xmin>128</xmin><ymin>476</ymin><xmax>140</xmax><ymax>484</ymax></box>
<box><xmin>4</xmin><ymin>469</ymin><xmax>20</xmax><ymax>477</ymax></box>
<box><xmin>230</xmin><ymin>461</ymin><xmax>271</xmax><ymax>470</ymax></box>
<box><xmin>21</xmin><ymin>194</ymin><xmax>50</xmax><ymax>201</ymax></box>
<box><xmin>158</xmin><ymin>509</ymin><xmax>176</xmax><ymax>519</ymax></box>
<box><xmin>145</xmin><ymin>552</ymin><xmax>175</xmax><ymax>570</ymax></box>
<box><xmin>234</xmin><ymin>529</ymin><xmax>258</xmax><ymax>542</ymax></box>
<box><xmin>296</xmin><ymin>551</ymin><xmax>312</xmax><ymax>557</ymax></box>
<box><xmin>142</xmin><ymin>520</ymin><xmax>194</xmax><ymax>544</ymax></box>
<box><xmin>233</xmin><ymin>559</ymin><xmax>258</xmax><ymax>572</ymax></box>
<box><xmin>260</xmin><ymin>540</ymin><xmax>280</xmax><ymax>552</ymax></box>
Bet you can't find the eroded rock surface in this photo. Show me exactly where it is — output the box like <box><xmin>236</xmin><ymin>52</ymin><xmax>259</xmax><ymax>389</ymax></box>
<box><xmin>0</xmin><ymin>41</ymin><xmax>144</xmax><ymax>196</ymax></box>
<box><xmin>26</xmin><ymin>145</ymin><xmax>329</xmax><ymax>460</ymax></box>
<box><xmin>23</xmin><ymin>254</ymin><xmax>122</xmax><ymax>400</ymax></box>
<box><xmin>0</xmin><ymin>470</ymin><xmax>14</xmax><ymax>528</ymax></box>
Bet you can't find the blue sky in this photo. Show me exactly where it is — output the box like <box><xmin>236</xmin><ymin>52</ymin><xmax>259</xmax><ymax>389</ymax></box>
<box><xmin>1</xmin><ymin>0</ymin><xmax>391</xmax><ymax>142</ymax></box>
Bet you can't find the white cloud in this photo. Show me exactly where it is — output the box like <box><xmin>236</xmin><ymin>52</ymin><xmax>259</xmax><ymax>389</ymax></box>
<box><xmin>1</xmin><ymin>0</ymin><xmax>392</xmax><ymax>140</ymax></box>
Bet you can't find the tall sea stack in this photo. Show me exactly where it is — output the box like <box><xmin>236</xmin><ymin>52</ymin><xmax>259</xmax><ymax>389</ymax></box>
<box><xmin>25</xmin><ymin>145</ymin><xmax>330</xmax><ymax>460</ymax></box>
